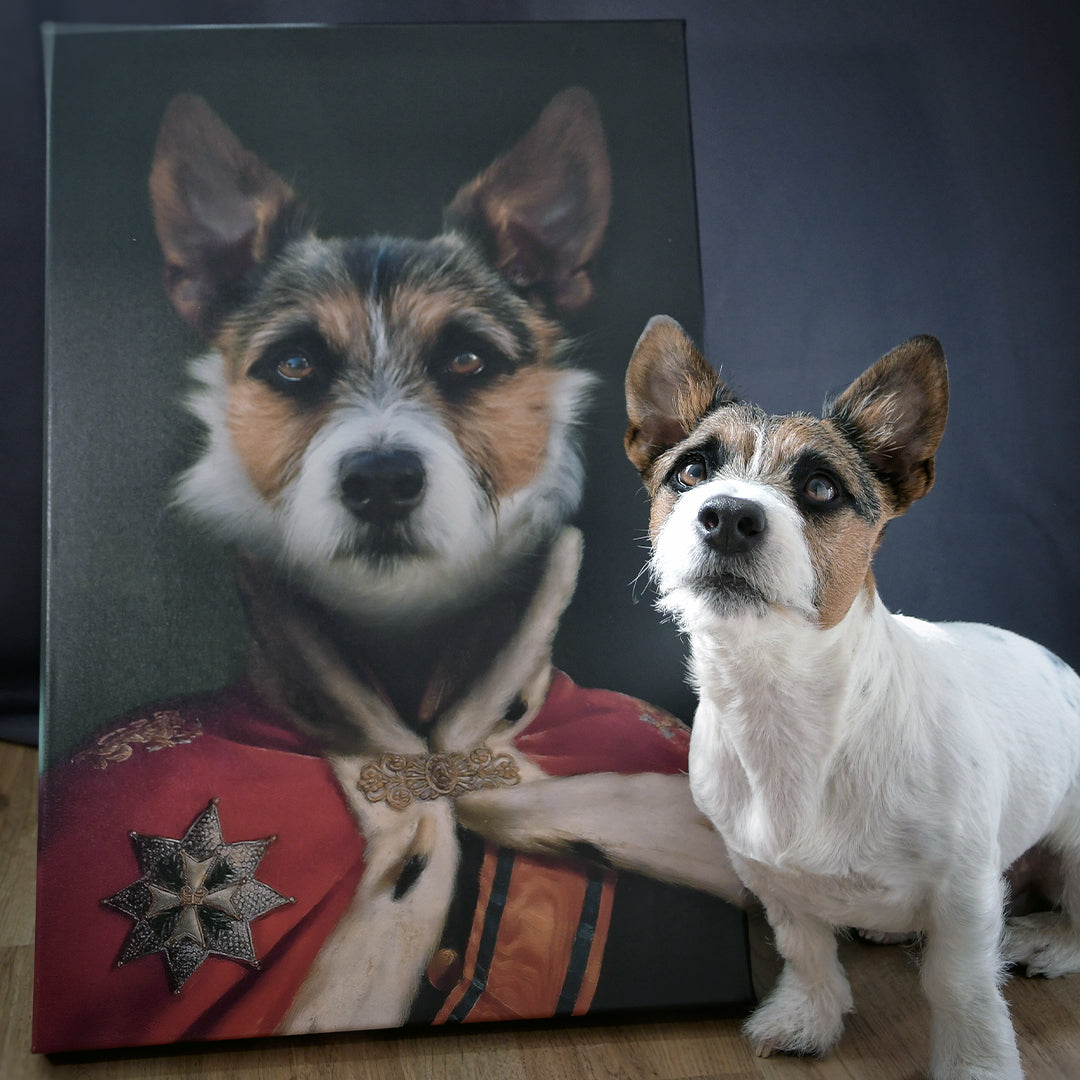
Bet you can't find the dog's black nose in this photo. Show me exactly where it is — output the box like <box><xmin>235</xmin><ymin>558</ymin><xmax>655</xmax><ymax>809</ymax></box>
<box><xmin>697</xmin><ymin>496</ymin><xmax>766</xmax><ymax>555</ymax></box>
<box><xmin>339</xmin><ymin>449</ymin><xmax>425</xmax><ymax>524</ymax></box>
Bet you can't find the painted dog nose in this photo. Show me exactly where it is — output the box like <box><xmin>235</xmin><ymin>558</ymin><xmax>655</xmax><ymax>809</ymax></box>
<box><xmin>339</xmin><ymin>449</ymin><xmax>425</xmax><ymax>524</ymax></box>
<box><xmin>697</xmin><ymin>496</ymin><xmax>766</xmax><ymax>555</ymax></box>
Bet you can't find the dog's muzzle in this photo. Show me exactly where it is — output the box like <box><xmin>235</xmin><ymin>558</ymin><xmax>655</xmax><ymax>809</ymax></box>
<box><xmin>697</xmin><ymin>495</ymin><xmax>767</xmax><ymax>557</ymax></box>
<box><xmin>338</xmin><ymin>449</ymin><xmax>426</xmax><ymax>525</ymax></box>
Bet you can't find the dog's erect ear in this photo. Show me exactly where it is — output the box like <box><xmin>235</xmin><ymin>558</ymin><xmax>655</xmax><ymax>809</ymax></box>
<box><xmin>150</xmin><ymin>95</ymin><xmax>313</xmax><ymax>335</ymax></box>
<box><xmin>827</xmin><ymin>335</ymin><xmax>949</xmax><ymax>514</ymax></box>
<box><xmin>444</xmin><ymin>87</ymin><xmax>611</xmax><ymax>313</ymax></box>
<box><xmin>624</xmin><ymin>316</ymin><xmax>732</xmax><ymax>475</ymax></box>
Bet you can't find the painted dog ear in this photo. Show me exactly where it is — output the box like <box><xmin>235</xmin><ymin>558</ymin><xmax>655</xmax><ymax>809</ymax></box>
<box><xmin>624</xmin><ymin>316</ymin><xmax>733</xmax><ymax>475</ymax></box>
<box><xmin>444</xmin><ymin>87</ymin><xmax>611</xmax><ymax>313</ymax></box>
<box><xmin>150</xmin><ymin>95</ymin><xmax>314</xmax><ymax>335</ymax></box>
<box><xmin>826</xmin><ymin>335</ymin><xmax>949</xmax><ymax>514</ymax></box>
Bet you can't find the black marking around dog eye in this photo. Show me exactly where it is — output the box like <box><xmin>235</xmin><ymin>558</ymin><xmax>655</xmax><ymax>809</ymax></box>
<box><xmin>790</xmin><ymin>448</ymin><xmax>881</xmax><ymax>521</ymax></box>
<box><xmin>431</xmin><ymin>324</ymin><xmax>515</xmax><ymax>400</ymax></box>
<box><xmin>666</xmin><ymin>441</ymin><xmax>726</xmax><ymax>493</ymax></box>
<box><xmin>675</xmin><ymin>456</ymin><xmax>708</xmax><ymax>489</ymax></box>
<box><xmin>792</xmin><ymin>454</ymin><xmax>847</xmax><ymax>514</ymax></box>
<box><xmin>250</xmin><ymin>330</ymin><xmax>339</xmax><ymax>401</ymax></box>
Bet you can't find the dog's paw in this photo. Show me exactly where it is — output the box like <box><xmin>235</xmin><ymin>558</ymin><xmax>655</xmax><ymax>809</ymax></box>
<box><xmin>929</xmin><ymin>1043</ymin><xmax>1023</xmax><ymax>1080</ymax></box>
<box><xmin>1003</xmin><ymin>911</ymin><xmax>1080</xmax><ymax>978</ymax></box>
<box><xmin>742</xmin><ymin>985</ymin><xmax>847</xmax><ymax>1059</ymax></box>
<box><xmin>929</xmin><ymin>1064</ymin><xmax>1023</xmax><ymax>1080</ymax></box>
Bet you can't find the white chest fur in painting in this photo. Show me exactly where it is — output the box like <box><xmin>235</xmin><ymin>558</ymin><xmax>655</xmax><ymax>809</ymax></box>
<box><xmin>624</xmin><ymin>315</ymin><xmax>1080</xmax><ymax>1080</ymax></box>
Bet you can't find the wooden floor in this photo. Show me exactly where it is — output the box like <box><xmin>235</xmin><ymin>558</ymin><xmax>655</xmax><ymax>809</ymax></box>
<box><xmin>3</xmin><ymin>739</ymin><xmax>1078</xmax><ymax>1079</ymax></box>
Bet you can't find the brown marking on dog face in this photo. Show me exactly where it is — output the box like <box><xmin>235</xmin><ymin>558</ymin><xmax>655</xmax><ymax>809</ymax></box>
<box><xmin>308</xmin><ymin>290</ymin><xmax>372</xmax><ymax>356</ymax></box>
<box><xmin>764</xmin><ymin>415</ymin><xmax>888</xmax><ymax>628</ymax></box>
<box><xmin>208</xmin><ymin>222</ymin><xmax>578</xmax><ymax>510</ymax></box>
<box><xmin>232</xmin><ymin>289</ymin><xmax>370</xmax><ymax>365</ymax></box>
<box><xmin>384</xmin><ymin>280</ymin><xmax>564</xmax><ymax>375</ymax></box>
<box><xmin>226</xmin><ymin>380</ymin><xmax>327</xmax><ymax>501</ymax></box>
<box><xmin>646</xmin><ymin>484</ymin><xmax>680</xmax><ymax>543</ymax></box>
<box><xmin>517</xmin><ymin>305</ymin><xmax>564</xmax><ymax>363</ymax></box>
<box><xmin>438</xmin><ymin>364</ymin><xmax>560</xmax><ymax>499</ymax></box>
<box><xmin>377</xmin><ymin>278</ymin><xmax>565</xmax><ymax>501</ymax></box>
<box><xmin>637</xmin><ymin>407</ymin><xmax>757</xmax><ymax>552</ymax></box>
<box><xmin>215</xmin><ymin>287</ymin><xmax>373</xmax><ymax>502</ymax></box>
<box><xmin>639</xmin><ymin>404</ymin><xmax>763</xmax><ymax>538</ymax></box>
<box><xmin>388</xmin><ymin>287</ymin><xmax>518</xmax><ymax>358</ymax></box>
<box><xmin>635</xmin><ymin>334</ymin><xmax>947</xmax><ymax>630</ymax></box>
<box><xmin>690</xmin><ymin>409</ymin><xmax>762</xmax><ymax>471</ymax></box>
<box><xmin>805</xmin><ymin>516</ymin><xmax>882</xmax><ymax>628</ymax></box>
<box><xmin>646</xmin><ymin>405</ymin><xmax>890</xmax><ymax>627</ymax></box>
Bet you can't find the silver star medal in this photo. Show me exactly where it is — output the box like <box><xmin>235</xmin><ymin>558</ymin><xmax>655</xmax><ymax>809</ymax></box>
<box><xmin>102</xmin><ymin>799</ymin><xmax>294</xmax><ymax>992</ymax></box>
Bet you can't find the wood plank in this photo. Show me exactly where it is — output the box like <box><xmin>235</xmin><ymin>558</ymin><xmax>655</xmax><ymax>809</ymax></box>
<box><xmin>0</xmin><ymin>740</ymin><xmax>37</xmax><ymax>948</ymax></box>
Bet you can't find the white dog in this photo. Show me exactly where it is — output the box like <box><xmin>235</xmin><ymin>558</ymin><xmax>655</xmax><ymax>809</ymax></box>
<box><xmin>624</xmin><ymin>315</ymin><xmax>1080</xmax><ymax>1079</ymax></box>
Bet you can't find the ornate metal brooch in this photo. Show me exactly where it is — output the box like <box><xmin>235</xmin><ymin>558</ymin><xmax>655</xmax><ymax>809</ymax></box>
<box><xmin>357</xmin><ymin>746</ymin><xmax>520</xmax><ymax>810</ymax></box>
<box><xmin>102</xmin><ymin>799</ymin><xmax>293</xmax><ymax>992</ymax></box>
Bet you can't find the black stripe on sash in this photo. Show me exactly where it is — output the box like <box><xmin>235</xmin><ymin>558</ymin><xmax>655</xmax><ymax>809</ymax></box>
<box><xmin>555</xmin><ymin>864</ymin><xmax>607</xmax><ymax>1015</ymax></box>
<box><xmin>446</xmin><ymin>847</ymin><xmax>515</xmax><ymax>1022</ymax></box>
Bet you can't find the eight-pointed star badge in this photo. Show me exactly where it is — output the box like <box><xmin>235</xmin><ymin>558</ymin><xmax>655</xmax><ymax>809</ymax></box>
<box><xmin>102</xmin><ymin>799</ymin><xmax>294</xmax><ymax>993</ymax></box>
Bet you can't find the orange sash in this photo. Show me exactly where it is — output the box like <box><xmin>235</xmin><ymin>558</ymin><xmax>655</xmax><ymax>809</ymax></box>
<box><xmin>434</xmin><ymin>844</ymin><xmax>616</xmax><ymax>1023</ymax></box>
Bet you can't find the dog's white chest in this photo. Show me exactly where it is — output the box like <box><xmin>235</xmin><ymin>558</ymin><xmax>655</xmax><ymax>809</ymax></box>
<box><xmin>687</xmin><ymin>713</ymin><xmax>927</xmax><ymax>929</ymax></box>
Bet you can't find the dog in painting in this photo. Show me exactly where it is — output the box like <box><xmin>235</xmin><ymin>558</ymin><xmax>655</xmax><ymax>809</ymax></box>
<box><xmin>88</xmin><ymin>92</ymin><xmax>747</xmax><ymax>1037</ymax></box>
<box><xmin>152</xmin><ymin>89</ymin><xmax>608</xmax><ymax>647</ymax></box>
<box><xmin>624</xmin><ymin>315</ymin><xmax>1080</xmax><ymax>1079</ymax></box>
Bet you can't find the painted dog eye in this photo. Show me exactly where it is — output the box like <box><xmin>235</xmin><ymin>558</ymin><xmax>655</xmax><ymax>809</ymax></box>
<box><xmin>251</xmin><ymin>334</ymin><xmax>336</xmax><ymax>401</ymax></box>
<box><xmin>276</xmin><ymin>353</ymin><xmax>315</xmax><ymax>382</ymax></box>
<box><xmin>676</xmin><ymin>458</ymin><xmax>708</xmax><ymax>488</ymax></box>
<box><xmin>446</xmin><ymin>352</ymin><xmax>485</xmax><ymax>377</ymax></box>
<box><xmin>803</xmin><ymin>473</ymin><xmax>839</xmax><ymax>504</ymax></box>
<box><xmin>432</xmin><ymin>330</ymin><xmax>513</xmax><ymax>399</ymax></box>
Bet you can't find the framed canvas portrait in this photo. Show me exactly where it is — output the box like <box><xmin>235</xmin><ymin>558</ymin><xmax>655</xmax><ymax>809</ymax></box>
<box><xmin>35</xmin><ymin>21</ymin><xmax>754</xmax><ymax>1053</ymax></box>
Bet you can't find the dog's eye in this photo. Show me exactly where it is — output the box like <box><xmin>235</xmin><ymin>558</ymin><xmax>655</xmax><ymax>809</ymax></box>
<box><xmin>676</xmin><ymin>458</ymin><xmax>708</xmax><ymax>488</ymax></box>
<box><xmin>803</xmin><ymin>473</ymin><xmax>839</xmax><ymax>504</ymax></box>
<box><xmin>250</xmin><ymin>334</ymin><xmax>335</xmax><ymax>401</ymax></box>
<box><xmin>432</xmin><ymin>327</ymin><xmax>514</xmax><ymax>399</ymax></box>
<box><xmin>446</xmin><ymin>352</ymin><xmax>485</xmax><ymax>378</ymax></box>
<box><xmin>276</xmin><ymin>353</ymin><xmax>315</xmax><ymax>382</ymax></box>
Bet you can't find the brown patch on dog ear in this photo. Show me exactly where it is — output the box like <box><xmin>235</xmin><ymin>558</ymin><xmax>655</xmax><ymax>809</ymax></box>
<box><xmin>444</xmin><ymin>87</ymin><xmax>611</xmax><ymax>313</ymax></box>
<box><xmin>624</xmin><ymin>316</ymin><xmax>732</xmax><ymax>474</ymax></box>
<box><xmin>150</xmin><ymin>94</ymin><xmax>312</xmax><ymax>335</ymax></box>
<box><xmin>826</xmin><ymin>335</ymin><xmax>949</xmax><ymax>514</ymax></box>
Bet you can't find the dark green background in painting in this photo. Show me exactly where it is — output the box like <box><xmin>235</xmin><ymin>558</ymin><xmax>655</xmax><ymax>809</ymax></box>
<box><xmin>43</xmin><ymin>22</ymin><xmax>703</xmax><ymax>766</ymax></box>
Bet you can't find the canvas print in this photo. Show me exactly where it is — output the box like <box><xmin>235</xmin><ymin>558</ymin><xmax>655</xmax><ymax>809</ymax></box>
<box><xmin>35</xmin><ymin>23</ymin><xmax>754</xmax><ymax>1053</ymax></box>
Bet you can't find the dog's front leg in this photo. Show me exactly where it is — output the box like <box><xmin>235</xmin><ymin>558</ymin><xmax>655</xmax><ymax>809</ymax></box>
<box><xmin>921</xmin><ymin>870</ymin><xmax>1022</xmax><ymax>1080</ymax></box>
<box><xmin>743</xmin><ymin>899</ymin><xmax>852</xmax><ymax>1058</ymax></box>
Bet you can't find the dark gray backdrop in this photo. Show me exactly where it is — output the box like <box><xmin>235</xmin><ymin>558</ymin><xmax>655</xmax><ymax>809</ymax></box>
<box><xmin>4</xmin><ymin>2</ymin><xmax>1078</xmax><ymax>765</ymax></box>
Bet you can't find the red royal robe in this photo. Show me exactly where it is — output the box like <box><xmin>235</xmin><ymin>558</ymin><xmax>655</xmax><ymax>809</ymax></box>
<box><xmin>34</xmin><ymin>670</ymin><xmax>732</xmax><ymax>1052</ymax></box>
